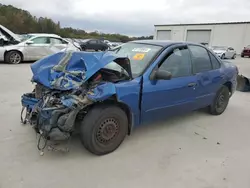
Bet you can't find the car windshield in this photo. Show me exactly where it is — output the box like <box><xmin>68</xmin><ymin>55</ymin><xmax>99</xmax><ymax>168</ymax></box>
<box><xmin>80</xmin><ymin>39</ymin><xmax>90</xmax><ymax>43</ymax></box>
<box><xmin>20</xmin><ymin>34</ymin><xmax>33</xmax><ymax>42</ymax></box>
<box><xmin>212</xmin><ymin>46</ymin><xmax>227</xmax><ymax>50</ymax></box>
<box><xmin>107</xmin><ymin>43</ymin><xmax>162</xmax><ymax>77</ymax></box>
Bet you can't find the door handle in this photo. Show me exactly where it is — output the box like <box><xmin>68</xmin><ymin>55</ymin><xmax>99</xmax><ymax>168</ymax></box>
<box><xmin>187</xmin><ymin>82</ymin><xmax>197</xmax><ymax>87</ymax></box>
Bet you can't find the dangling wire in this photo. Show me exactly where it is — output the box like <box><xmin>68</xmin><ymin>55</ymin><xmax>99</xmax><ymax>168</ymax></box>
<box><xmin>37</xmin><ymin>133</ymin><xmax>48</xmax><ymax>151</ymax></box>
<box><xmin>20</xmin><ymin>106</ymin><xmax>27</xmax><ymax>124</ymax></box>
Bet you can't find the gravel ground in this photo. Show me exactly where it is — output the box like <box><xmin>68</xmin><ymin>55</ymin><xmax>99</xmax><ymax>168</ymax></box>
<box><xmin>0</xmin><ymin>57</ymin><xmax>250</xmax><ymax>188</ymax></box>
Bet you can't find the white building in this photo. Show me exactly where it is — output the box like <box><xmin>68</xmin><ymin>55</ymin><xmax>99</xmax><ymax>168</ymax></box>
<box><xmin>154</xmin><ymin>21</ymin><xmax>250</xmax><ymax>54</ymax></box>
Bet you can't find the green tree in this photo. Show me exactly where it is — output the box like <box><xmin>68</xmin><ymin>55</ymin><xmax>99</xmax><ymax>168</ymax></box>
<box><xmin>0</xmin><ymin>4</ymin><xmax>153</xmax><ymax>41</ymax></box>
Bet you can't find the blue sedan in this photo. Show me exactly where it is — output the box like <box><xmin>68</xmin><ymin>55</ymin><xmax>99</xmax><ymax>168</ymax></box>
<box><xmin>21</xmin><ymin>40</ymin><xmax>238</xmax><ymax>155</ymax></box>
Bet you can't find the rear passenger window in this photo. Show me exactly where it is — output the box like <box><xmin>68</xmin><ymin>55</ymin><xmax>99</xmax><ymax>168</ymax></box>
<box><xmin>89</xmin><ymin>40</ymin><xmax>97</xmax><ymax>44</ymax></box>
<box><xmin>159</xmin><ymin>46</ymin><xmax>192</xmax><ymax>78</ymax></box>
<box><xmin>50</xmin><ymin>38</ymin><xmax>63</xmax><ymax>44</ymax></box>
<box><xmin>208</xmin><ymin>52</ymin><xmax>221</xmax><ymax>69</ymax></box>
<box><xmin>189</xmin><ymin>45</ymin><xmax>212</xmax><ymax>73</ymax></box>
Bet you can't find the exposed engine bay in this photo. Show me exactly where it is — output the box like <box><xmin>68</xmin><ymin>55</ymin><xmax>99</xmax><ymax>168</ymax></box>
<box><xmin>21</xmin><ymin>51</ymin><xmax>131</xmax><ymax>154</ymax></box>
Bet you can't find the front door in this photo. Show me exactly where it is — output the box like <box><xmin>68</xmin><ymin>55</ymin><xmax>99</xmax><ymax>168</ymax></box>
<box><xmin>24</xmin><ymin>36</ymin><xmax>50</xmax><ymax>60</ymax></box>
<box><xmin>141</xmin><ymin>45</ymin><xmax>198</xmax><ymax>124</ymax></box>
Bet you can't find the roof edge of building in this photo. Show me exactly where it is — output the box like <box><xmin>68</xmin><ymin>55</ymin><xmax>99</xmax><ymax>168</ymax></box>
<box><xmin>154</xmin><ymin>21</ymin><xmax>250</xmax><ymax>27</ymax></box>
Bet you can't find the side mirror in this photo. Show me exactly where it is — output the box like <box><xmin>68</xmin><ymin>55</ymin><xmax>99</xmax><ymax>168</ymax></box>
<box><xmin>26</xmin><ymin>41</ymin><xmax>34</xmax><ymax>45</ymax></box>
<box><xmin>150</xmin><ymin>69</ymin><xmax>172</xmax><ymax>80</ymax></box>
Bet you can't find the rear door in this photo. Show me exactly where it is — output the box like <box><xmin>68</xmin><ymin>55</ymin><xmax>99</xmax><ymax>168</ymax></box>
<box><xmin>141</xmin><ymin>44</ymin><xmax>198</xmax><ymax>123</ymax></box>
<box><xmin>188</xmin><ymin>45</ymin><xmax>223</xmax><ymax>108</ymax></box>
<box><xmin>98</xmin><ymin>40</ymin><xmax>106</xmax><ymax>50</ymax></box>
<box><xmin>23</xmin><ymin>36</ymin><xmax>50</xmax><ymax>60</ymax></box>
<box><xmin>49</xmin><ymin>37</ymin><xmax>68</xmax><ymax>53</ymax></box>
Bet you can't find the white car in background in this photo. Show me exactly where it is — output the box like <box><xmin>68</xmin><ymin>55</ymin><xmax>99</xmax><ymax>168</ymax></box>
<box><xmin>0</xmin><ymin>28</ymin><xmax>80</xmax><ymax>64</ymax></box>
<box><xmin>211</xmin><ymin>46</ymin><xmax>237</xmax><ymax>59</ymax></box>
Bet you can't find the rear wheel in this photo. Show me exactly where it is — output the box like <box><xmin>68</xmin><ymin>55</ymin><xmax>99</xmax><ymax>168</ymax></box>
<box><xmin>80</xmin><ymin>105</ymin><xmax>128</xmax><ymax>155</ymax></box>
<box><xmin>232</xmin><ymin>54</ymin><xmax>236</xmax><ymax>59</ymax></box>
<box><xmin>209</xmin><ymin>86</ymin><xmax>230</xmax><ymax>115</ymax></box>
<box><xmin>5</xmin><ymin>51</ymin><xmax>22</xmax><ymax>64</ymax></box>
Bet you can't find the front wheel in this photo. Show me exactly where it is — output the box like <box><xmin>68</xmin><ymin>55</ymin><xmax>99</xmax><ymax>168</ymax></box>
<box><xmin>209</xmin><ymin>86</ymin><xmax>230</xmax><ymax>115</ymax></box>
<box><xmin>80</xmin><ymin>105</ymin><xmax>128</xmax><ymax>155</ymax></box>
<box><xmin>5</xmin><ymin>51</ymin><xmax>22</xmax><ymax>64</ymax></box>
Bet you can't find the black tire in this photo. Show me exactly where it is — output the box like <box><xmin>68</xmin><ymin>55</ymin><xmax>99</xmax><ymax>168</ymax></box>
<box><xmin>80</xmin><ymin>105</ymin><xmax>128</xmax><ymax>155</ymax></box>
<box><xmin>232</xmin><ymin>54</ymin><xmax>236</xmax><ymax>59</ymax></box>
<box><xmin>5</xmin><ymin>51</ymin><xmax>22</xmax><ymax>64</ymax></box>
<box><xmin>241</xmin><ymin>54</ymin><xmax>244</xmax><ymax>58</ymax></box>
<box><xmin>209</xmin><ymin>86</ymin><xmax>230</xmax><ymax>115</ymax></box>
<box><xmin>221</xmin><ymin>54</ymin><xmax>225</xmax><ymax>59</ymax></box>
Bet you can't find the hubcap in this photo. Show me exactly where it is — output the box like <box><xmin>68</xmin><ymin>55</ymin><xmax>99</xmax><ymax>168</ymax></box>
<box><xmin>96</xmin><ymin>118</ymin><xmax>119</xmax><ymax>145</ymax></box>
<box><xmin>217</xmin><ymin>95</ymin><xmax>225</xmax><ymax>108</ymax></box>
<box><xmin>216</xmin><ymin>92</ymin><xmax>227</xmax><ymax>111</ymax></box>
<box><xmin>10</xmin><ymin>53</ymin><xmax>21</xmax><ymax>64</ymax></box>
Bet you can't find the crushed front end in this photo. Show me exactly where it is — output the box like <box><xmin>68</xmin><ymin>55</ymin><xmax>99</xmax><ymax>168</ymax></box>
<box><xmin>21</xmin><ymin>83</ymin><xmax>91</xmax><ymax>138</ymax></box>
<box><xmin>21</xmin><ymin>83</ymin><xmax>93</xmax><ymax>153</ymax></box>
<box><xmin>20</xmin><ymin>51</ymin><xmax>131</xmax><ymax>154</ymax></box>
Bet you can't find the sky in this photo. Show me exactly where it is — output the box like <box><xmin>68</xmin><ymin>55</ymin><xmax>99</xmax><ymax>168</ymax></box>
<box><xmin>1</xmin><ymin>0</ymin><xmax>250</xmax><ymax>36</ymax></box>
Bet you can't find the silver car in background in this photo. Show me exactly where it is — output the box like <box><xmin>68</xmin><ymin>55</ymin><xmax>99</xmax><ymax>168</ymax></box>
<box><xmin>211</xmin><ymin>46</ymin><xmax>237</xmax><ymax>59</ymax></box>
<box><xmin>0</xmin><ymin>32</ymin><xmax>80</xmax><ymax>64</ymax></box>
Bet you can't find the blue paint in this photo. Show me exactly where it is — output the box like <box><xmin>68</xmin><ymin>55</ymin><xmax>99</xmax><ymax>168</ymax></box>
<box><xmin>61</xmin><ymin>98</ymin><xmax>76</xmax><ymax>108</ymax></box>
<box><xmin>22</xmin><ymin>41</ymin><xmax>238</xmax><ymax>134</ymax></box>
<box><xmin>87</xmin><ymin>82</ymin><xmax>116</xmax><ymax>101</ymax></box>
<box><xmin>31</xmin><ymin>51</ymin><xmax>127</xmax><ymax>90</ymax></box>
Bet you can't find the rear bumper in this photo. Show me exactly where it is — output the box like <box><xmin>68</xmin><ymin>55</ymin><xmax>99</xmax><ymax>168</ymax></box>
<box><xmin>241</xmin><ymin>52</ymin><xmax>250</xmax><ymax>56</ymax></box>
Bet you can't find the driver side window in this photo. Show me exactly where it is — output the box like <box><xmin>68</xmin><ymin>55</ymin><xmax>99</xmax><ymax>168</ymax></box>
<box><xmin>158</xmin><ymin>46</ymin><xmax>192</xmax><ymax>78</ymax></box>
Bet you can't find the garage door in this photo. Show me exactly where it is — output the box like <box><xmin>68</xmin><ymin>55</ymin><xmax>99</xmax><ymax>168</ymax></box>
<box><xmin>186</xmin><ymin>30</ymin><xmax>211</xmax><ymax>44</ymax></box>
<box><xmin>156</xmin><ymin>30</ymin><xmax>171</xmax><ymax>40</ymax></box>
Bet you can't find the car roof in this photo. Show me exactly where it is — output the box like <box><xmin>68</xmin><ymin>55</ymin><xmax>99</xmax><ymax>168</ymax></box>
<box><xmin>28</xmin><ymin>33</ymin><xmax>61</xmax><ymax>38</ymax></box>
<box><xmin>130</xmin><ymin>40</ymin><xmax>206</xmax><ymax>48</ymax></box>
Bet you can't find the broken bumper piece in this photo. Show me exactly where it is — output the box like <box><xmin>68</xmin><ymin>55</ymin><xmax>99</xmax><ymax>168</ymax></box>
<box><xmin>21</xmin><ymin>90</ymin><xmax>92</xmax><ymax>142</ymax></box>
<box><xmin>237</xmin><ymin>75</ymin><xmax>250</xmax><ymax>92</ymax></box>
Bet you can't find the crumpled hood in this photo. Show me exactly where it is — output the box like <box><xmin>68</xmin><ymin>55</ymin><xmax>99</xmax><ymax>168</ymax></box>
<box><xmin>31</xmin><ymin>51</ymin><xmax>131</xmax><ymax>90</ymax></box>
